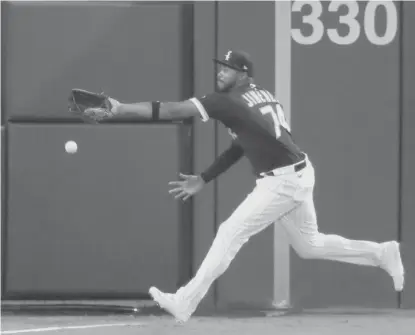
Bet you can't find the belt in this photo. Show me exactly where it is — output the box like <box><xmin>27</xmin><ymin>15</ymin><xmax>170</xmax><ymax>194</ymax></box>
<box><xmin>259</xmin><ymin>159</ymin><xmax>307</xmax><ymax>178</ymax></box>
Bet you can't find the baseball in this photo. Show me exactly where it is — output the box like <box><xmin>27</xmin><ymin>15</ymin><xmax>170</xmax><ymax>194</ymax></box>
<box><xmin>65</xmin><ymin>140</ymin><xmax>78</xmax><ymax>154</ymax></box>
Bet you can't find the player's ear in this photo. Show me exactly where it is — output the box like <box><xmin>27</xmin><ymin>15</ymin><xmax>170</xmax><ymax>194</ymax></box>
<box><xmin>238</xmin><ymin>71</ymin><xmax>248</xmax><ymax>81</ymax></box>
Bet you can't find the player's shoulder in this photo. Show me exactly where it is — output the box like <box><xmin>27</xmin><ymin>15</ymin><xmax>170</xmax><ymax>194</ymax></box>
<box><xmin>198</xmin><ymin>91</ymin><xmax>235</xmax><ymax>107</ymax></box>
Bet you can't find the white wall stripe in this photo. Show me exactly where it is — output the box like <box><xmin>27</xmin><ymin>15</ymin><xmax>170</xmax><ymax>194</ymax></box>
<box><xmin>273</xmin><ymin>0</ymin><xmax>292</xmax><ymax>309</ymax></box>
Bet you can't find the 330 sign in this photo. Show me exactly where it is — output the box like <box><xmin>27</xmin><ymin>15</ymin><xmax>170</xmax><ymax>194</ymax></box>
<box><xmin>291</xmin><ymin>1</ymin><xmax>398</xmax><ymax>46</ymax></box>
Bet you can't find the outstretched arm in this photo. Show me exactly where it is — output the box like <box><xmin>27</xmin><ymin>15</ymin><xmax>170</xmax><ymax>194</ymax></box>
<box><xmin>110</xmin><ymin>99</ymin><xmax>201</xmax><ymax>121</ymax></box>
<box><xmin>77</xmin><ymin>91</ymin><xmax>228</xmax><ymax>124</ymax></box>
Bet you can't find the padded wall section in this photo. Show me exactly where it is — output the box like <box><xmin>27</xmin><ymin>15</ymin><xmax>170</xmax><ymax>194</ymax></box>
<box><xmin>2</xmin><ymin>2</ymin><xmax>181</xmax><ymax>120</ymax></box>
<box><xmin>5</xmin><ymin>124</ymin><xmax>180</xmax><ymax>298</ymax></box>
<box><xmin>400</xmin><ymin>1</ymin><xmax>415</xmax><ymax>309</ymax></box>
<box><xmin>290</xmin><ymin>1</ymin><xmax>399</xmax><ymax>307</ymax></box>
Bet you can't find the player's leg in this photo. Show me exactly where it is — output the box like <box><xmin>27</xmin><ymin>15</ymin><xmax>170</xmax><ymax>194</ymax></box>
<box><xmin>150</xmin><ymin>175</ymin><xmax>301</xmax><ymax>322</ymax></box>
<box><xmin>278</xmin><ymin>162</ymin><xmax>404</xmax><ymax>290</ymax></box>
<box><xmin>280</xmin><ymin>193</ymin><xmax>384</xmax><ymax>266</ymax></box>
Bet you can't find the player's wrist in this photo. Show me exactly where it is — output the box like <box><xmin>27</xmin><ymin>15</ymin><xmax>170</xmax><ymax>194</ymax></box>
<box><xmin>199</xmin><ymin>173</ymin><xmax>210</xmax><ymax>184</ymax></box>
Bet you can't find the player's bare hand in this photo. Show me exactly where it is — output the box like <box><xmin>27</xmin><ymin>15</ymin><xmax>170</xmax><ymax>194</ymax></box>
<box><xmin>168</xmin><ymin>173</ymin><xmax>205</xmax><ymax>201</ymax></box>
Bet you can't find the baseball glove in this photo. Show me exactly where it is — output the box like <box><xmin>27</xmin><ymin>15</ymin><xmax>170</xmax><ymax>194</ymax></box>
<box><xmin>68</xmin><ymin>88</ymin><xmax>116</xmax><ymax>124</ymax></box>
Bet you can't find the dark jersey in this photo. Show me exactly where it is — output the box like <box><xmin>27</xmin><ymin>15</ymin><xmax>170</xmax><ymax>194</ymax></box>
<box><xmin>189</xmin><ymin>83</ymin><xmax>304</xmax><ymax>175</ymax></box>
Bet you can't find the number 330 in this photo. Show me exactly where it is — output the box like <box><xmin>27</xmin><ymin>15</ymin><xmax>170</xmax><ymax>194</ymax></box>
<box><xmin>291</xmin><ymin>1</ymin><xmax>398</xmax><ymax>46</ymax></box>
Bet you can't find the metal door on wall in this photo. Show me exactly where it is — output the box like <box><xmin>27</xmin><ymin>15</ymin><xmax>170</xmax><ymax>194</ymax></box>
<box><xmin>2</xmin><ymin>1</ymin><xmax>194</xmax><ymax>299</ymax></box>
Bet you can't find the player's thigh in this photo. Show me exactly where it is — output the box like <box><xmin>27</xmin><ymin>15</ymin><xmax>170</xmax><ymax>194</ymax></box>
<box><xmin>221</xmin><ymin>177</ymin><xmax>302</xmax><ymax>239</ymax></box>
<box><xmin>278</xmin><ymin>192</ymin><xmax>319</xmax><ymax>247</ymax></box>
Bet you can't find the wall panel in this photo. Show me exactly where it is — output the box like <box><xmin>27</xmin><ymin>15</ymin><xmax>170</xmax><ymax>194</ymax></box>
<box><xmin>400</xmin><ymin>1</ymin><xmax>415</xmax><ymax>309</ymax></box>
<box><xmin>290</xmin><ymin>1</ymin><xmax>399</xmax><ymax>307</ymax></box>
<box><xmin>2</xmin><ymin>1</ymin><xmax>186</xmax><ymax>299</ymax></box>
<box><xmin>2</xmin><ymin>2</ymin><xmax>182</xmax><ymax>120</ymax></box>
<box><xmin>5</xmin><ymin>124</ymin><xmax>180</xmax><ymax>298</ymax></box>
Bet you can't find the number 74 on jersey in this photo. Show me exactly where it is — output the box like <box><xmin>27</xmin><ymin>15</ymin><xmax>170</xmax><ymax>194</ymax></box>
<box><xmin>260</xmin><ymin>104</ymin><xmax>291</xmax><ymax>138</ymax></box>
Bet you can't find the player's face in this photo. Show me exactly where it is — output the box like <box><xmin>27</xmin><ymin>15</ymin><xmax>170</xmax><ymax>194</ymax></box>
<box><xmin>216</xmin><ymin>65</ymin><xmax>239</xmax><ymax>92</ymax></box>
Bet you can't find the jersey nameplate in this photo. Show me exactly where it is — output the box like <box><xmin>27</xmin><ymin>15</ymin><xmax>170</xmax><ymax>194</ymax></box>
<box><xmin>242</xmin><ymin>90</ymin><xmax>277</xmax><ymax>108</ymax></box>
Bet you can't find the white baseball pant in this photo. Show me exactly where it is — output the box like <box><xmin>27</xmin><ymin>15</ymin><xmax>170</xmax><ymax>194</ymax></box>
<box><xmin>175</xmin><ymin>156</ymin><xmax>384</xmax><ymax>314</ymax></box>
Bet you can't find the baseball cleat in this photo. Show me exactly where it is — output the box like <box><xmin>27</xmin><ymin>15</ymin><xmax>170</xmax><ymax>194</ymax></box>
<box><xmin>380</xmin><ymin>241</ymin><xmax>405</xmax><ymax>291</ymax></box>
<box><xmin>149</xmin><ymin>286</ymin><xmax>191</xmax><ymax>323</ymax></box>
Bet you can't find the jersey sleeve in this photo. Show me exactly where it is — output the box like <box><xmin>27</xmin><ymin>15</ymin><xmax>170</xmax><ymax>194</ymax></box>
<box><xmin>188</xmin><ymin>93</ymin><xmax>233</xmax><ymax>123</ymax></box>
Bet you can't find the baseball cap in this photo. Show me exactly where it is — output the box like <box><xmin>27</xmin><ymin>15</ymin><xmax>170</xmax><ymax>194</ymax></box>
<box><xmin>214</xmin><ymin>50</ymin><xmax>254</xmax><ymax>77</ymax></box>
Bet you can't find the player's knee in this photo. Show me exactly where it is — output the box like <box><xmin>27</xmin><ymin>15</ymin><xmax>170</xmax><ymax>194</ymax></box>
<box><xmin>293</xmin><ymin>235</ymin><xmax>324</xmax><ymax>259</ymax></box>
<box><xmin>217</xmin><ymin>220</ymin><xmax>250</xmax><ymax>246</ymax></box>
<box><xmin>295</xmin><ymin>246</ymin><xmax>315</xmax><ymax>259</ymax></box>
<box><xmin>295</xmin><ymin>247</ymin><xmax>321</xmax><ymax>259</ymax></box>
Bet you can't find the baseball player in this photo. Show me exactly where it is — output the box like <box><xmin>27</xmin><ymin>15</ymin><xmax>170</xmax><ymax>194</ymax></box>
<box><xmin>90</xmin><ymin>50</ymin><xmax>404</xmax><ymax>323</ymax></box>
